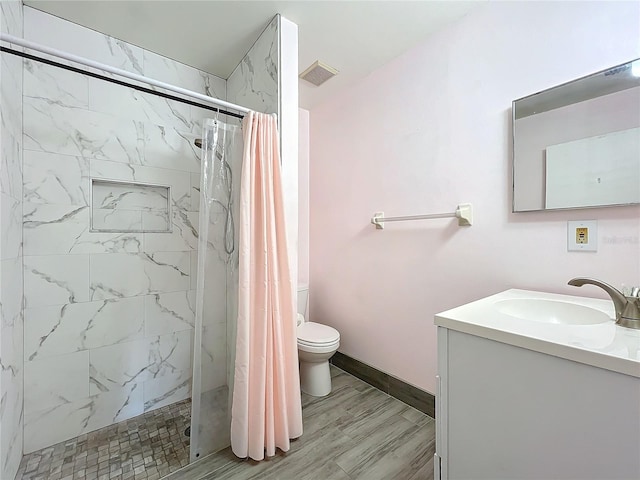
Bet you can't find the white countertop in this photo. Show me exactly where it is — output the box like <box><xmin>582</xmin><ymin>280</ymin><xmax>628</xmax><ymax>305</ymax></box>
<box><xmin>435</xmin><ymin>289</ymin><xmax>640</xmax><ymax>378</ymax></box>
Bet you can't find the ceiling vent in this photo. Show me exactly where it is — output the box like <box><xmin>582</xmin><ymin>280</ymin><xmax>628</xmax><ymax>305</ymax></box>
<box><xmin>299</xmin><ymin>61</ymin><xmax>338</xmax><ymax>86</ymax></box>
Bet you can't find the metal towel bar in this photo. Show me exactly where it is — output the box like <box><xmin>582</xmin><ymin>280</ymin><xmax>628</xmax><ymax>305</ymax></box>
<box><xmin>371</xmin><ymin>204</ymin><xmax>473</xmax><ymax>229</ymax></box>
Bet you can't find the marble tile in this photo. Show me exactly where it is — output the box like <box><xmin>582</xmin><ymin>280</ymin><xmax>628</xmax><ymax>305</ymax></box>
<box><xmin>0</xmin><ymin>120</ymin><xmax>23</xmax><ymax>201</ymax></box>
<box><xmin>1</xmin><ymin>0</ymin><xmax>22</xmax><ymax>37</ymax></box>
<box><xmin>23</xmin><ymin>201</ymin><xmax>143</xmax><ymax>253</ymax></box>
<box><xmin>1</xmin><ymin>291</ymin><xmax>24</xmax><ymax>418</ymax></box>
<box><xmin>0</xmin><ymin>192</ymin><xmax>22</xmax><ymax>260</ymax></box>
<box><xmin>23</xmin><ymin>383</ymin><xmax>143</xmax><ymax>454</ymax></box>
<box><xmin>198</xmin><ymin>204</ymin><xmax>235</xmax><ymax>263</ymax></box>
<box><xmin>227</xmin><ymin>15</ymin><xmax>279</xmax><ymax>115</ymax></box>
<box><xmin>142</xmin><ymin>123</ymin><xmax>202</xmax><ymax>173</ymax></box>
<box><xmin>1</xmin><ymin>47</ymin><xmax>23</xmax><ymax>142</ymax></box>
<box><xmin>1</xmin><ymin>108</ymin><xmax>23</xmax><ymax>205</ymax></box>
<box><xmin>23</xmin><ymin>59</ymin><xmax>89</xmax><ymax>108</ymax></box>
<box><xmin>1</xmin><ymin>256</ymin><xmax>24</xmax><ymax>328</ymax></box>
<box><xmin>144</xmin><ymin>251</ymin><xmax>192</xmax><ymax>290</ymax></box>
<box><xmin>24</xmin><ymin>254</ymin><xmax>89</xmax><ymax>308</ymax></box>
<box><xmin>190</xmin><ymin>172</ymin><xmax>201</xmax><ymax>211</ymax></box>
<box><xmin>24</xmin><ymin>96</ymin><xmax>145</xmax><ymax>163</ymax></box>
<box><xmin>143</xmin><ymin>370</ymin><xmax>191</xmax><ymax>413</ymax></box>
<box><xmin>92</xmin><ymin>180</ymin><xmax>169</xmax><ymax>211</ymax></box>
<box><xmin>23</xmin><ymin>150</ymin><xmax>90</xmax><ymax>206</ymax></box>
<box><xmin>1</xmin><ymin>2</ymin><xmax>24</xmax><ymax>479</ymax></box>
<box><xmin>89</xmin><ymin>251</ymin><xmax>190</xmax><ymax>300</ymax></box>
<box><xmin>1</xmin><ymin>258</ymin><xmax>25</xmax><ymax>459</ymax></box>
<box><xmin>189</xmin><ymin>251</ymin><xmax>199</xmax><ymax>293</ymax></box>
<box><xmin>24</xmin><ymin>7</ymin><xmax>144</xmax><ymax>75</ymax></box>
<box><xmin>144</xmin><ymin>290</ymin><xmax>195</xmax><ymax>337</ymax></box>
<box><xmin>88</xmin><ymin>338</ymin><xmax>148</xmax><ymax>395</ymax></box>
<box><xmin>24</xmin><ymin>296</ymin><xmax>145</xmax><ymax>361</ymax></box>
<box><xmin>90</xmin><ymin>158</ymin><xmax>191</xmax><ymax>211</ymax></box>
<box><xmin>88</xmin><ymin>78</ymin><xmax>193</xmax><ymax>131</ymax></box>
<box><xmin>23</xmin><ymin>202</ymin><xmax>89</xmax><ymax>255</ymax></box>
<box><xmin>142</xmin><ymin>209</ymin><xmax>172</xmax><ymax>231</ymax></box>
<box><xmin>24</xmin><ymin>350</ymin><xmax>90</xmax><ymax>414</ymax></box>
<box><xmin>91</xmin><ymin>207</ymin><xmax>144</xmax><ymax>232</ymax></box>
<box><xmin>202</xmin><ymin>257</ymin><xmax>227</xmax><ymax>326</ymax></box>
<box><xmin>144</xmin><ymin>208</ymin><xmax>198</xmax><ymax>252</ymax></box>
<box><xmin>143</xmin><ymin>49</ymin><xmax>226</xmax><ymax>99</ymax></box>
<box><xmin>89</xmin><ymin>330</ymin><xmax>192</xmax><ymax>395</ymax></box>
<box><xmin>0</xmin><ymin>363</ymin><xmax>24</xmax><ymax>480</ymax></box>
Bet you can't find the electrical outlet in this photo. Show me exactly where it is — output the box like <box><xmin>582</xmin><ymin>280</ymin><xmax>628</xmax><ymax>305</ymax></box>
<box><xmin>575</xmin><ymin>227</ymin><xmax>588</xmax><ymax>244</ymax></box>
<box><xmin>568</xmin><ymin>221</ymin><xmax>597</xmax><ymax>252</ymax></box>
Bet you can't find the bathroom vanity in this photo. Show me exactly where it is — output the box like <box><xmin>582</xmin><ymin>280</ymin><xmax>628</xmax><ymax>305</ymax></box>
<box><xmin>433</xmin><ymin>289</ymin><xmax>640</xmax><ymax>480</ymax></box>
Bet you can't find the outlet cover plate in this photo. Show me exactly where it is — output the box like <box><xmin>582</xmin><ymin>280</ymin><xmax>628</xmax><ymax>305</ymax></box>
<box><xmin>568</xmin><ymin>220</ymin><xmax>597</xmax><ymax>252</ymax></box>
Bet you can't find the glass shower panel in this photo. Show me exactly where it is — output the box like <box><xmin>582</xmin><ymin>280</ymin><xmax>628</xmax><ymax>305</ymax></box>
<box><xmin>190</xmin><ymin>118</ymin><xmax>243</xmax><ymax>461</ymax></box>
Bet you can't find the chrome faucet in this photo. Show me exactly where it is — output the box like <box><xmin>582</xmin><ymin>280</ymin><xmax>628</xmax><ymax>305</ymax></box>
<box><xmin>568</xmin><ymin>278</ymin><xmax>640</xmax><ymax>330</ymax></box>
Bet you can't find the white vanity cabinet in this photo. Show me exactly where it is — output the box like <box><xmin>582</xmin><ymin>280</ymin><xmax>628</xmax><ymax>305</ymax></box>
<box><xmin>434</xmin><ymin>290</ymin><xmax>640</xmax><ymax>480</ymax></box>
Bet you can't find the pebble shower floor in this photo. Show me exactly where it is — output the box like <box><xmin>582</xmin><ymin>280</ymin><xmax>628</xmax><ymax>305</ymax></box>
<box><xmin>16</xmin><ymin>399</ymin><xmax>192</xmax><ymax>480</ymax></box>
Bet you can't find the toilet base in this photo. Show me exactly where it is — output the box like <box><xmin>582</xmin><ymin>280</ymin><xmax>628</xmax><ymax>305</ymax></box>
<box><xmin>299</xmin><ymin>360</ymin><xmax>331</xmax><ymax>397</ymax></box>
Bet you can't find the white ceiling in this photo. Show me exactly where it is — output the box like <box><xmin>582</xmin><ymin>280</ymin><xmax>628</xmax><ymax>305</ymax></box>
<box><xmin>24</xmin><ymin>1</ymin><xmax>483</xmax><ymax>109</ymax></box>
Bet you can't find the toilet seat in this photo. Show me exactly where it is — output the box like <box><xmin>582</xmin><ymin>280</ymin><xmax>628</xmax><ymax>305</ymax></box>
<box><xmin>297</xmin><ymin>322</ymin><xmax>340</xmax><ymax>345</ymax></box>
<box><xmin>297</xmin><ymin>322</ymin><xmax>340</xmax><ymax>354</ymax></box>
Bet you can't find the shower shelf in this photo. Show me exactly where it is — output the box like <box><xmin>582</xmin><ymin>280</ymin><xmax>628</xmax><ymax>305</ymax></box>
<box><xmin>90</xmin><ymin>179</ymin><xmax>172</xmax><ymax>233</ymax></box>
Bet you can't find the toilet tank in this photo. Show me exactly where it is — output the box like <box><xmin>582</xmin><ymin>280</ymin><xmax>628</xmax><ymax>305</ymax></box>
<box><xmin>297</xmin><ymin>284</ymin><xmax>309</xmax><ymax>317</ymax></box>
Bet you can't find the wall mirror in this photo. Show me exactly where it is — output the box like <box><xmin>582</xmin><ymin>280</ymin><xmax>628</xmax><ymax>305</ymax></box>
<box><xmin>512</xmin><ymin>59</ymin><xmax>640</xmax><ymax>212</ymax></box>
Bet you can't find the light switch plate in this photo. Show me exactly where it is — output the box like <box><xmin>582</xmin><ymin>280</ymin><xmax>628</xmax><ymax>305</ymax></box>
<box><xmin>567</xmin><ymin>220</ymin><xmax>597</xmax><ymax>252</ymax></box>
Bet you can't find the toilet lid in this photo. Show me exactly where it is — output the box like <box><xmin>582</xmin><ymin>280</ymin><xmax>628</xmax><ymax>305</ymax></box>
<box><xmin>297</xmin><ymin>322</ymin><xmax>340</xmax><ymax>345</ymax></box>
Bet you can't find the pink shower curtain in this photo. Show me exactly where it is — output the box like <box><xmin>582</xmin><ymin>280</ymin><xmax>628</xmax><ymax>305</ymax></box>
<box><xmin>230</xmin><ymin>111</ymin><xmax>303</xmax><ymax>460</ymax></box>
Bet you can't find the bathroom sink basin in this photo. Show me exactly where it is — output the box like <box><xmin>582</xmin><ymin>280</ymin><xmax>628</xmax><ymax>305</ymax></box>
<box><xmin>494</xmin><ymin>298</ymin><xmax>611</xmax><ymax>325</ymax></box>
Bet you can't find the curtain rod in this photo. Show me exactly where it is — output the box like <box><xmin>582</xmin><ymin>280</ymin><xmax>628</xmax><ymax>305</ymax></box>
<box><xmin>0</xmin><ymin>33</ymin><xmax>250</xmax><ymax>118</ymax></box>
<box><xmin>0</xmin><ymin>46</ymin><xmax>244</xmax><ymax>119</ymax></box>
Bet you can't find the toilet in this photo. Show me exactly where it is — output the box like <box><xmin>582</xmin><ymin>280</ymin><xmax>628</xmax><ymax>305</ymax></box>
<box><xmin>296</xmin><ymin>285</ymin><xmax>340</xmax><ymax>397</ymax></box>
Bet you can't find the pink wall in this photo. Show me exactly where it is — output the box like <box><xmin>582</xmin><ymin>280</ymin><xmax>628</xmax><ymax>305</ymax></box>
<box><xmin>298</xmin><ymin>108</ymin><xmax>310</xmax><ymax>286</ymax></box>
<box><xmin>309</xmin><ymin>1</ymin><xmax>640</xmax><ymax>393</ymax></box>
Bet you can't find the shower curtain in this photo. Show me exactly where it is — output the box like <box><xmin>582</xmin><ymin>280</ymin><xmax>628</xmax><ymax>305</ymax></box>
<box><xmin>190</xmin><ymin>117</ymin><xmax>242</xmax><ymax>462</ymax></box>
<box><xmin>230</xmin><ymin>111</ymin><xmax>303</xmax><ymax>460</ymax></box>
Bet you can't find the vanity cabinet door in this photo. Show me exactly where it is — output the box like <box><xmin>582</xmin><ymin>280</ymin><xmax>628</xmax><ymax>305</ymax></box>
<box><xmin>436</xmin><ymin>327</ymin><xmax>640</xmax><ymax>479</ymax></box>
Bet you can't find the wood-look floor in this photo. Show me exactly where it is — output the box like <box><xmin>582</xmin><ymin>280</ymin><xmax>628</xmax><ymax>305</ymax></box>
<box><xmin>165</xmin><ymin>366</ymin><xmax>435</xmax><ymax>480</ymax></box>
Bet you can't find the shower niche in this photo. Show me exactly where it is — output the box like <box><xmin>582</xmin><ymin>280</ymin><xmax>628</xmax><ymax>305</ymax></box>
<box><xmin>90</xmin><ymin>179</ymin><xmax>172</xmax><ymax>233</ymax></box>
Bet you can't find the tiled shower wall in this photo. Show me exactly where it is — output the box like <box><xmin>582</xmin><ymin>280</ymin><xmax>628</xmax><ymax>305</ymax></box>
<box><xmin>21</xmin><ymin>7</ymin><xmax>227</xmax><ymax>454</ymax></box>
<box><xmin>227</xmin><ymin>15</ymin><xmax>279</xmax><ymax>116</ymax></box>
<box><xmin>0</xmin><ymin>2</ymin><xmax>24</xmax><ymax>479</ymax></box>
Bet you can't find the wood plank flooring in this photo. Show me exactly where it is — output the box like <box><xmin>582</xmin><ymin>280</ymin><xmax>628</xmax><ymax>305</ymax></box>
<box><xmin>164</xmin><ymin>366</ymin><xmax>435</xmax><ymax>480</ymax></box>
